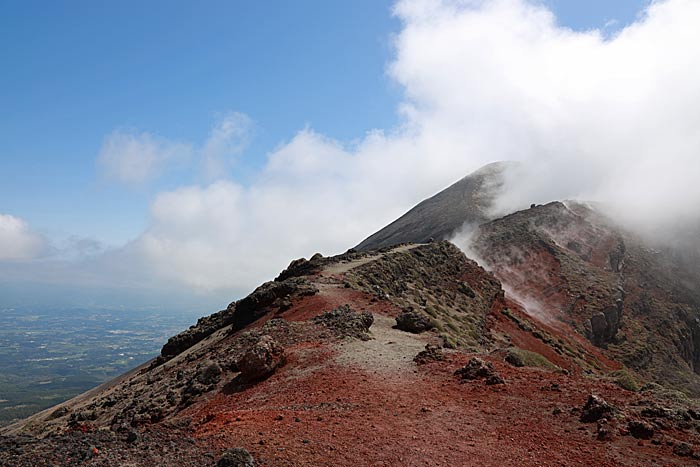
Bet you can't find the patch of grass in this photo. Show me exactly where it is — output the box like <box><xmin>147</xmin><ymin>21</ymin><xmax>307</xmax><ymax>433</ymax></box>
<box><xmin>504</xmin><ymin>347</ymin><xmax>559</xmax><ymax>371</ymax></box>
<box><xmin>441</xmin><ymin>334</ymin><xmax>457</xmax><ymax>349</ymax></box>
<box><xmin>609</xmin><ymin>368</ymin><xmax>640</xmax><ymax>392</ymax></box>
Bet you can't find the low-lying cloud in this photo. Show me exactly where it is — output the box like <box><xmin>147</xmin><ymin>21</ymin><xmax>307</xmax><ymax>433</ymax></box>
<box><xmin>0</xmin><ymin>214</ymin><xmax>46</xmax><ymax>260</ymax></box>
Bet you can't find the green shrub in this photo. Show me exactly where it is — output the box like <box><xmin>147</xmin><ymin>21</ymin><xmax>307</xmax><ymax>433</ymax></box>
<box><xmin>504</xmin><ymin>347</ymin><xmax>559</xmax><ymax>371</ymax></box>
<box><xmin>610</xmin><ymin>368</ymin><xmax>640</xmax><ymax>392</ymax></box>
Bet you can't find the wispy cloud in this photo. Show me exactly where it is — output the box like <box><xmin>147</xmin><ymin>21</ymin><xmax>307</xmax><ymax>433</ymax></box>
<box><xmin>96</xmin><ymin>112</ymin><xmax>252</xmax><ymax>186</ymax></box>
<box><xmin>97</xmin><ymin>130</ymin><xmax>193</xmax><ymax>185</ymax></box>
<box><xmin>201</xmin><ymin>112</ymin><xmax>253</xmax><ymax>180</ymax></box>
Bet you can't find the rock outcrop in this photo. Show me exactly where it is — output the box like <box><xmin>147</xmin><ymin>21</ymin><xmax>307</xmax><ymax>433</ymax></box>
<box><xmin>312</xmin><ymin>305</ymin><xmax>374</xmax><ymax>340</ymax></box>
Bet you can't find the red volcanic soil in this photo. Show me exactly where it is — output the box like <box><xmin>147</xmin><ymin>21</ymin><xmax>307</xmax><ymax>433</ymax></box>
<box><xmin>4</xmin><ymin>242</ymin><xmax>698</xmax><ymax>467</ymax></box>
<box><xmin>183</xmin><ymin>280</ymin><xmax>694</xmax><ymax>467</ymax></box>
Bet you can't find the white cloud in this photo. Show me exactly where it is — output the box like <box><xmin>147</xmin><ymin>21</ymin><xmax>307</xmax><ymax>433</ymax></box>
<box><xmin>390</xmin><ymin>0</ymin><xmax>700</xmax><ymax>235</ymax></box>
<box><xmin>97</xmin><ymin>130</ymin><xmax>193</xmax><ymax>184</ymax></box>
<box><xmin>100</xmin><ymin>0</ymin><xmax>700</xmax><ymax>294</ymax></box>
<box><xmin>0</xmin><ymin>214</ymin><xmax>46</xmax><ymax>260</ymax></box>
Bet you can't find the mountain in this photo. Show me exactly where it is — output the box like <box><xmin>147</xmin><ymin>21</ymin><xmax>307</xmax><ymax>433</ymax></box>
<box><xmin>355</xmin><ymin>161</ymin><xmax>510</xmax><ymax>251</ymax></box>
<box><xmin>3</xmin><ymin>163</ymin><xmax>700</xmax><ymax>466</ymax></box>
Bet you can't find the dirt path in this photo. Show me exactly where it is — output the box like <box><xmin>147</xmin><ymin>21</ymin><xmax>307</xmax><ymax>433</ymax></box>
<box><xmin>334</xmin><ymin>315</ymin><xmax>427</xmax><ymax>376</ymax></box>
<box><xmin>321</xmin><ymin>243</ymin><xmax>422</xmax><ymax>276</ymax></box>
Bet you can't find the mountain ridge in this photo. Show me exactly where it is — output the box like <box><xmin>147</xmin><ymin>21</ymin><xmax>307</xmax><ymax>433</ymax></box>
<box><xmin>3</xmin><ymin>163</ymin><xmax>700</xmax><ymax>466</ymax></box>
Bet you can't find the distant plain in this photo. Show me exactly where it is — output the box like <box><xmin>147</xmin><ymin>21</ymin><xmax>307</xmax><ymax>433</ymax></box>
<box><xmin>0</xmin><ymin>307</ymin><xmax>199</xmax><ymax>426</ymax></box>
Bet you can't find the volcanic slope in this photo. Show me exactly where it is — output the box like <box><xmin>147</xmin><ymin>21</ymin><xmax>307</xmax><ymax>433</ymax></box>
<box><xmin>3</xmin><ymin>242</ymin><xmax>700</xmax><ymax>466</ymax></box>
<box><xmin>470</xmin><ymin>201</ymin><xmax>700</xmax><ymax>398</ymax></box>
<box><xmin>355</xmin><ymin>161</ymin><xmax>510</xmax><ymax>251</ymax></box>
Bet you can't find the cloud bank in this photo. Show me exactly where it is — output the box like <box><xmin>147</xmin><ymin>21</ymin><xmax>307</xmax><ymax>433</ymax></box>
<box><xmin>6</xmin><ymin>0</ymin><xmax>700</xmax><ymax>303</ymax></box>
<box><xmin>131</xmin><ymin>0</ymin><xmax>700</xmax><ymax>294</ymax></box>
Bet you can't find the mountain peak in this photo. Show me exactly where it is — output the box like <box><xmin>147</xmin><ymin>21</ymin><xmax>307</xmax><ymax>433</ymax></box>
<box><xmin>356</xmin><ymin>161</ymin><xmax>515</xmax><ymax>251</ymax></box>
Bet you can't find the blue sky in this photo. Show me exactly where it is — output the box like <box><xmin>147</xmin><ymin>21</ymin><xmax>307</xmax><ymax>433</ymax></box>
<box><xmin>1</xmin><ymin>0</ymin><xmax>647</xmax><ymax>245</ymax></box>
<box><xmin>9</xmin><ymin>0</ymin><xmax>695</xmax><ymax>309</ymax></box>
<box><xmin>1</xmin><ymin>0</ymin><xmax>402</xmax><ymax>244</ymax></box>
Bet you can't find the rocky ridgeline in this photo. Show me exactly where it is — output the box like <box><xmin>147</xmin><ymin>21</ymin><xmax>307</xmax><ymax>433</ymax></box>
<box><xmin>158</xmin><ymin>276</ymin><xmax>319</xmax><ymax>361</ymax></box>
<box><xmin>2</xmin><ymin>230</ymin><xmax>700</xmax><ymax>465</ymax></box>
<box><xmin>345</xmin><ymin>241</ymin><xmax>504</xmax><ymax>350</ymax></box>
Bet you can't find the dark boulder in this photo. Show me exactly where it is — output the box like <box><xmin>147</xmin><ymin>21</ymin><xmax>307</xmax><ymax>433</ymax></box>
<box><xmin>596</xmin><ymin>418</ymin><xmax>616</xmax><ymax>441</ymax></box>
<box><xmin>485</xmin><ymin>374</ymin><xmax>506</xmax><ymax>385</ymax></box>
<box><xmin>413</xmin><ymin>344</ymin><xmax>444</xmax><ymax>364</ymax></box>
<box><xmin>580</xmin><ymin>395</ymin><xmax>616</xmax><ymax>423</ymax></box>
<box><xmin>673</xmin><ymin>442</ymin><xmax>694</xmax><ymax>457</ymax></box>
<box><xmin>395</xmin><ymin>311</ymin><xmax>433</xmax><ymax>334</ymax></box>
<box><xmin>126</xmin><ymin>429</ymin><xmax>139</xmax><ymax>444</ymax></box>
<box><xmin>627</xmin><ymin>420</ymin><xmax>655</xmax><ymax>440</ymax></box>
<box><xmin>454</xmin><ymin>357</ymin><xmax>496</xmax><ymax>381</ymax></box>
<box><xmin>217</xmin><ymin>447</ymin><xmax>255</xmax><ymax>467</ymax></box>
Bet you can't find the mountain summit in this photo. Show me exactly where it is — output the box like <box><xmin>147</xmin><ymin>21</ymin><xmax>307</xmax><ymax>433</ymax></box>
<box><xmin>356</xmin><ymin>161</ymin><xmax>512</xmax><ymax>251</ymax></box>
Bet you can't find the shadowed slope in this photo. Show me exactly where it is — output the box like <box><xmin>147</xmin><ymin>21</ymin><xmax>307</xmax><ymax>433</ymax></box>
<box><xmin>355</xmin><ymin>161</ymin><xmax>511</xmax><ymax>251</ymax></box>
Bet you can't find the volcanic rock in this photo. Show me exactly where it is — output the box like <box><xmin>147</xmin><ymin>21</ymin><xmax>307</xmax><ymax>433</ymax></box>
<box><xmin>580</xmin><ymin>395</ymin><xmax>616</xmax><ymax>423</ymax></box>
<box><xmin>454</xmin><ymin>357</ymin><xmax>496</xmax><ymax>381</ymax></box>
<box><xmin>237</xmin><ymin>335</ymin><xmax>285</xmax><ymax>382</ymax></box>
<box><xmin>673</xmin><ymin>442</ymin><xmax>694</xmax><ymax>457</ymax></box>
<box><xmin>627</xmin><ymin>420</ymin><xmax>655</xmax><ymax>440</ymax></box>
<box><xmin>312</xmin><ymin>305</ymin><xmax>374</xmax><ymax>340</ymax></box>
<box><xmin>596</xmin><ymin>418</ymin><xmax>616</xmax><ymax>441</ymax></box>
<box><xmin>395</xmin><ymin>311</ymin><xmax>433</xmax><ymax>334</ymax></box>
<box><xmin>413</xmin><ymin>344</ymin><xmax>445</xmax><ymax>364</ymax></box>
<box><xmin>216</xmin><ymin>448</ymin><xmax>255</xmax><ymax>467</ymax></box>
<box><xmin>485</xmin><ymin>374</ymin><xmax>506</xmax><ymax>385</ymax></box>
